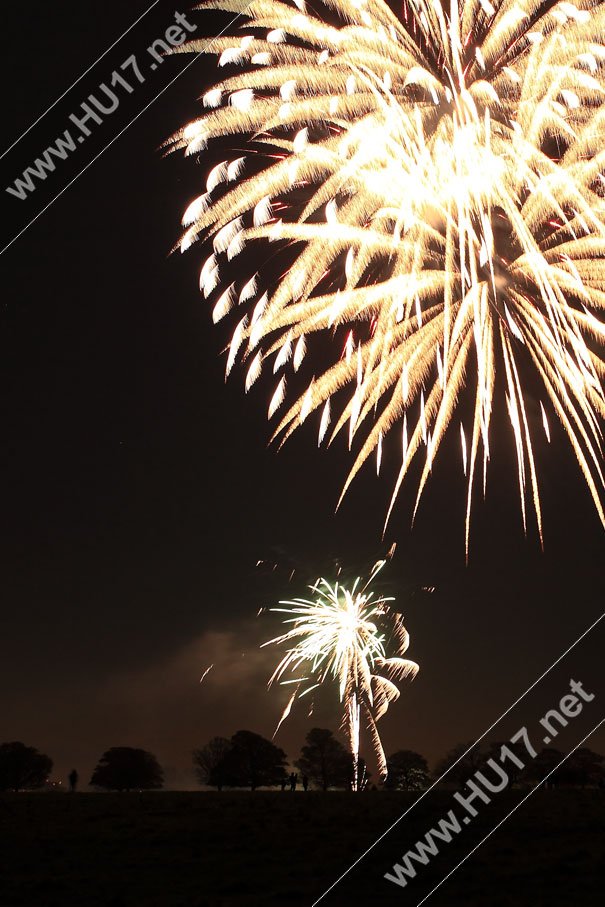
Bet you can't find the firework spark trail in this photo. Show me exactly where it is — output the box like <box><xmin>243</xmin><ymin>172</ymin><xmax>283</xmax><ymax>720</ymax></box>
<box><xmin>261</xmin><ymin>561</ymin><xmax>418</xmax><ymax>786</ymax></box>
<box><xmin>171</xmin><ymin>0</ymin><xmax>605</xmax><ymax>552</ymax></box>
<box><xmin>199</xmin><ymin>664</ymin><xmax>215</xmax><ymax>683</ymax></box>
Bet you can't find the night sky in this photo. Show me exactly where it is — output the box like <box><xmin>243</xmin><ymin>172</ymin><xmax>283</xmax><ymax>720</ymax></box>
<box><xmin>1</xmin><ymin>0</ymin><xmax>603</xmax><ymax>789</ymax></box>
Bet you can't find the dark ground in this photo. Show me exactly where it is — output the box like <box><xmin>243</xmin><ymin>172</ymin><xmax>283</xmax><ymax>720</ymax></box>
<box><xmin>1</xmin><ymin>789</ymin><xmax>603</xmax><ymax>906</ymax></box>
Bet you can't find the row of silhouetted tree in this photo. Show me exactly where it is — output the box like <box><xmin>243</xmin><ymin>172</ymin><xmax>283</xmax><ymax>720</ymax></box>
<box><xmin>0</xmin><ymin>742</ymin><xmax>163</xmax><ymax>793</ymax></box>
<box><xmin>193</xmin><ymin>729</ymin><xmax>605</xmax><ymax>791</ymax></box>
<box><xmin>192</xmin><ymin>728</ymin><xmax>363</xmax><ymax>790</ymax></box>
<box><xmin>2</xmin><ymin>733</ymin><xmax>603</xmax><ymax>792</ymax></box>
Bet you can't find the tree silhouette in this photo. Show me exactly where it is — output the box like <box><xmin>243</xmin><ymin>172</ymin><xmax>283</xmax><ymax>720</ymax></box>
<box><xmin>90</xmin><ymin>747</ymin><xmax>163</xmax><ymax>791</ymax></box>
<box><xmin>481</xmin><ymin>740</ymin><xmax>527</xmax><ymax>787</ymax></box>
<box><xmin>217</xmin><ymin>730</ymin><xmax>288</xmax><ymax>790</ymax></box>
<box><xmin>193</xmin><ymin>737</ymin><xmax>232</xmax><ymax>790</ymax></box>
<box><xmin>0</xmin><ymin>742</ymin><xmax>52</xmax><ymax>792</ymax></box>
<box><xmin>385</xmin><ymin>750</ymin><xmax>429</xmax><ymax>790</ymax></box>
<box><xmin>524</xmin><ymin>747</ymin><xmax>604</xmax><ymax>787</ymax></box>
<box><xmin>564</xmin><ymin>748</ymin><xmax>604</xmax><ymax>788</ymax></box>
<box><xmin>434</xmin><ymin>741</ymin><xmax>483</xmax><ymax>788</ymax></box>
<box><xmin>295</xmin><ymin>728</ymin><xmax>351</xmax><ymax>790</ymax></box>
<box><xmin>524</xmin><ymin>748</ymin><xmax>565</xmax><ymax>787</ymax></box>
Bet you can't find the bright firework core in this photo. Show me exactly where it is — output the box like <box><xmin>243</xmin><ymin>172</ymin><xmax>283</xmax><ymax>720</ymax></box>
<box><xmin>261</xmin><ymin>561</ymin><xmax>419</xmax><ymax>787</ymax></box>
<box><xmin>171</xmin><ymin>0</ymin><xmax>605</xmax><ymax>553</ymax></box>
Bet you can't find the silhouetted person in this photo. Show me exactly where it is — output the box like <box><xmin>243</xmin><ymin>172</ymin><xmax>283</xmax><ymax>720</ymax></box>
<box><xmin>280</xmin><ymin>778</ymin><xmax>287</xmax><ymax>791</ymax></box>
<box><xmin>302</xmin><ymin>774</ymin><xmax>309</xmax><ymax>791</ymax></box>
<box><xmin>68</xmin><ymin>769</ymin><xmax>79</xmax><ymax>792</ymax></box>
<box><xmin>289</xmin><ymin>772</ymin><xmax>298</xmax><ymax>791</ymax></box>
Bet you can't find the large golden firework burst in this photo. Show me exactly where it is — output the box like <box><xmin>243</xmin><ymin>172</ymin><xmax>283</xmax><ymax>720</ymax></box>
<box><xmin>171</xmin><ymin>0</ymin><xmax>605</xmax><ymax>551</ymax></box>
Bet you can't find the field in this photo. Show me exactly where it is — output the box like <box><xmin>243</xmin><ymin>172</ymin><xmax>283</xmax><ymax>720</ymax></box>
<box><xmin>1</xmin><ymin>789</ymin><xmax>604</xmax><ymax>906</ymax></box>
